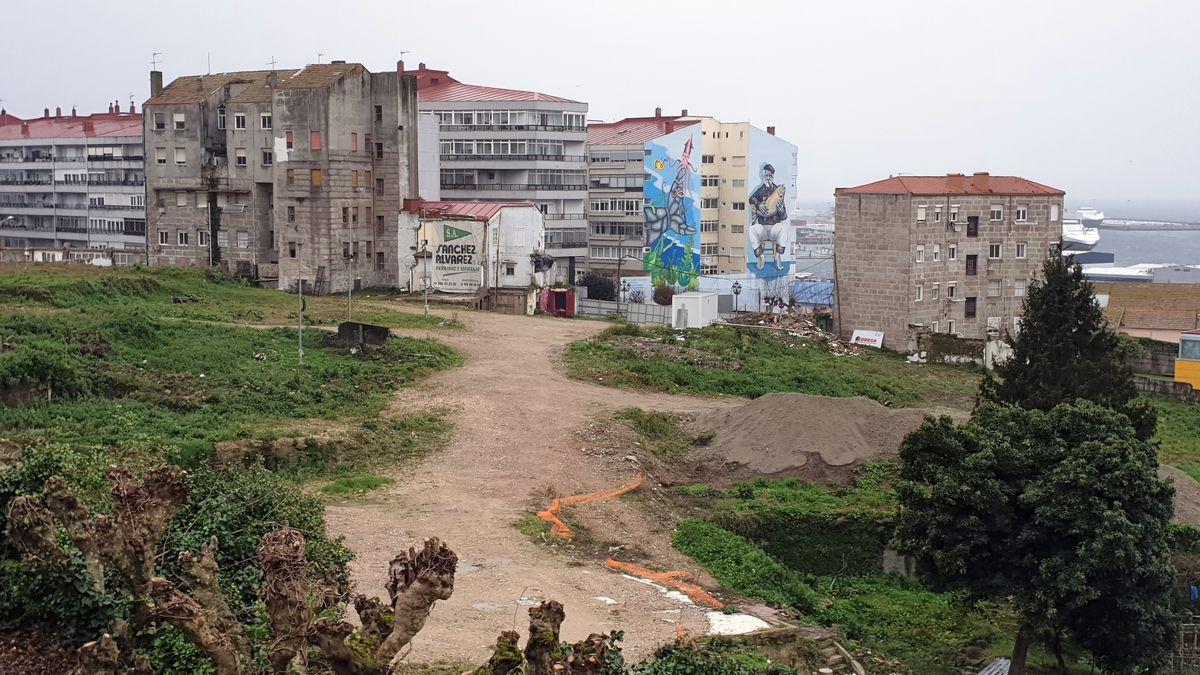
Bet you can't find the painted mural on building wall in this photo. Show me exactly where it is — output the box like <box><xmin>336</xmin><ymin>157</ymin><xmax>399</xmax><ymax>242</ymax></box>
<box><xmin>427</xmin><ymin>220</ymin><xmax>484</xmax><ymax>292</ymax></box>
<box><xmin>746</xmin><ymin>127</ymin><xmax>798</xmax><ymax>279</ymax></box>
<box><xmin>643</xmin><ymin>125</ymin><xmax>702</xmax><ymax>289</ymax></box>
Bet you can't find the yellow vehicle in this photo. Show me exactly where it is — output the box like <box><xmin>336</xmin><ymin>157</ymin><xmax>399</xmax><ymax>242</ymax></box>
<box><xmin>1177</xmin><ymin>330</ymin><xmax>1200</xmax><ymax>388</ymax></box>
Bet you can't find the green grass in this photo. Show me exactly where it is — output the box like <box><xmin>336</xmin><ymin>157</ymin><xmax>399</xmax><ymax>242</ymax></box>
<box><xmin>613</xmin><ymin>408</ymin><xmax>709</xmax><ymax>460</ymax></box>
<box><xmin>565</xmin><ymin>324</ymin><xmax>978</xmax><ymax>407</ymax></box>
<box><xmin>0</xmin><ymin>262</ymin><xmax>461</xmax><ymax>329</ymax></box>
<box><xmin>321</xmin><ymin>473</ymin><xmax>395</xmax><ymax>496</ymax></box>
<box><xmin>1155</xmin><ymin>398</ymin><xmax>1200</xmax><ymax>479</ymax></box>
<box><xmin>515</xmin><ymin>514</ymin><xmax>552</xmax><ymax>539</ymax></box>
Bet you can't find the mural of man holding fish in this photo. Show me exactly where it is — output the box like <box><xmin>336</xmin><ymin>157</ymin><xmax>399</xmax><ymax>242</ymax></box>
<box><xmin>746</xmin><ymin>126</ymin><xmax>798</xmax><ymax>278</ymax></box>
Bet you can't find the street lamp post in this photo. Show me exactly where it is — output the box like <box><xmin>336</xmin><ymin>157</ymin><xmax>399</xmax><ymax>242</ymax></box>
<box><xmin>732</xmin><ymin>281</ymin><xmax>742</xmax><ymax>315</ymax></box>
<box><xmin>621</xmin><ymin>279</ymin><xmax>630</xmax><ymax>304</ymax></box>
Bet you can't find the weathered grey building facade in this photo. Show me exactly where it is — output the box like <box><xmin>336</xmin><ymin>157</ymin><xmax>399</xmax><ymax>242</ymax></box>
<box><xmin>834</xmin><ymin>173</ymin><xmax>1065</xmax><ymax>347</ymax></box>
<box><xmin>143</xmin><ymin>62</ymin><xmax>419</xmax><ymax>293</ymax></box>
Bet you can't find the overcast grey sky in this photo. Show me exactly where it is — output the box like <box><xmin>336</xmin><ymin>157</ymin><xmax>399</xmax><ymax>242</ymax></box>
<box><xmin>2</xmin><ymin>0</ymin><xmax>1197</xmax><ymax>207</ymax></box>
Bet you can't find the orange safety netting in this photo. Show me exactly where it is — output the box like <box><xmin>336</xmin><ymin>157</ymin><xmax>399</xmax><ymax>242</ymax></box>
<box><xmin>604</xmin><ymin>559</ymin><xmax>723</xmax><ymax>608</ymax></box>
<box><xmin>536</xmin><ymin>472</ymin><xmax>644</xmax><ymax>539</ymax></box>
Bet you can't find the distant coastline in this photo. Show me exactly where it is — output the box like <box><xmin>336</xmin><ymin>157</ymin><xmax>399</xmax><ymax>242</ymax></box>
<box><xmin>1098</xmin><ymin>219</ymin><xmax>1200</xmax><ymax>231</ymax></box>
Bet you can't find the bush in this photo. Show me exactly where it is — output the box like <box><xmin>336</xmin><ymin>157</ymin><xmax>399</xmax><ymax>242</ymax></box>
<box><xmin>628</xmin><ymin>288</ymin><xmax>647</xmax><ymax>304</ymax></box>
<box><xmin>672</xmin><ymin>519</ymin><xmax>817</xmax><ymax>611</ymax></box>
<box><xmin>630</xmin><ymin>638</ymin><xmax>799</xmax><ymax>674</ymax></box>
<box><xmin>652</xmin><ymin>285</ymin><xmax>675</xmax><ymax>306</ymax></box>
<box><xmin>579</xmin><ymin>272</ymin><xmax>618</xmax><ymax>302</ymax></box>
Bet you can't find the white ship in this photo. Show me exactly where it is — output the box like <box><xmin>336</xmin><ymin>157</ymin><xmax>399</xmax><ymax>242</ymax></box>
<box><xmin>1062</xmin><ymin>219</ymin><xmax>1100</xmax><ymax>251</ymax></box>
<box><xmin>1078</xmin><ymin>206</ymin><xmax>1105</xmax><ymax>228</ymax></box>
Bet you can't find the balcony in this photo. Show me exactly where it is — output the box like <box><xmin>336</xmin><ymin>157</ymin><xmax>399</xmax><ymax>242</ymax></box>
<box><xmin>0</xmin><ymin>156</ymin><xmax>55</xmax><ymax>163</ymax></box>
<box><xmin>0</xmin><ymin>179</ymin><xmax>52</xmax><ymax>186</ymax></box>
<box><xmin>440</xmin><ymin>183</ymin><xmax>587</xmax><ymax>192</ymax></box>
<box><xmin>439</xmin><ymin>153</ymin><xmax>586</xmax><ymax>163</ymax></box>
<box><xmin>437</xmin><ymin>124</ymin><xmax>586</xmax><ymax>133</ymax></box>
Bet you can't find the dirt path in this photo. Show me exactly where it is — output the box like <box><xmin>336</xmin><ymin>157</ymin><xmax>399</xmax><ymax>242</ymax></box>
<box><xmin>324</xmin><ymin>309</ymin><xmax>739</xmax><ymax>664</ymax></box>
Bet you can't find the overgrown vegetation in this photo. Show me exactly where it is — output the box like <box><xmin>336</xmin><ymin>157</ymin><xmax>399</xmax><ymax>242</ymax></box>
<box><xmin>1156</xmin><ymin>398</ymin><xmax>1200</xmax><ymax>480</ymax></box>
<box><xmin>613</xmin><ymin>408</ymin><xmax>711</xmax><ymax>460</ymax></box>
<box><xmin>320</xmin><ymin>474</ymin><xmax>395</xmax><ymax>496</ymax></box>
<box><xmin>566</xmin><ymin>324</ymin><xmax>977</xmax><ymax>407</ymax></box>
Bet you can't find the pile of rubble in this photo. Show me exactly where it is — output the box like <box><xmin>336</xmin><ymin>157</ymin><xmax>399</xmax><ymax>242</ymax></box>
<box><xmin>607</xmin><ymin>334</ymin><xmax>742</xmax><ymax>370</ymax></box>
<box><xmin>725</xmin><ymin>311</ymin><xmax>859</xmax><ymax>357</ymax></box>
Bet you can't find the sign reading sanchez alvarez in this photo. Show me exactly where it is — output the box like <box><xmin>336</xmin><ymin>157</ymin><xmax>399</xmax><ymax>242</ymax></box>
<box><xmin>430</xmin><ymin>222</ymin><xmax>484</xmax><ymax>292</ymax></box>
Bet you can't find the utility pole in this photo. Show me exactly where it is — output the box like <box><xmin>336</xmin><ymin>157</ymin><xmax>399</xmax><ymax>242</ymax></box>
<box><xmin>346</xmin><ymin>250</ymin><xmax>353</xmax><ymax>322</ymax></box>
<box><xmin>297</xmin><ymin>251</ymin><xmax>305</xmax><ymax>364</ymax></box>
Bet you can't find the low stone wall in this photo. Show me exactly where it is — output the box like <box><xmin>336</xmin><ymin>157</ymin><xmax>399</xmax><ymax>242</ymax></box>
<box><xmin>912</xmin><ymin>332</ymin><xmax>986</xmax><ymax>365</ymax></box>
<box><xmin>1129</xmin><ymin>339</ymin><xmax>1178</xmax><ymax>377</ymax></box>
<box><xmin>1135</xmin><ymin>374</ymin><xmax>1200</xmax><ymax>403</ymax></box>
<box><xmin>575</xmin><ymin>298</ymin><xmax>670</xmax><ymax>326</ymax></box>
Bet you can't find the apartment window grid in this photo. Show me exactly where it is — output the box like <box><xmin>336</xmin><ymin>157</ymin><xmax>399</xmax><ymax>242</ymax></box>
<box><xmin>990</xmin><ymin>205</ymin><xmax>1003</xmax><ymax>221</ymax></box>
<box><xmin>915</xmin><ymin>245</ymin><xmax>924</xmax><ymax>263</ymax></box>
<box><xmin>932</xmin><ymin>244</ymin><xmax>941</xmax><ymax>261</ymax></box>
<box><xmin>701</xmin><ymin>220</ymin><xmax>718</xmax><ymax>233</ymax></box>
<box><xmin>914</xmin><ymin>284</ymin><xmax>923</xmax><ymax>302</ymax></box>
<box><xmin>931</xmin><ymin>283</ymin><xmax>940</xmax><ymax>300</ymax></box>
<box><xmin>1014</xmin><ymin>279</ymin><xmax>1027</xmax><ymax>297</ymax></box>
<box><xmin>948</xmin><ymin>244</ymin><xmax>957</xmax><ymax>260</ymax></box>
<box><xmin>988</xmin><ymin>243</ymin><xmax>1002</xmax><ymax>259</ymax></box>
<box><xmin>988</xmin><ymin>279</ymin><xmax>1002</xmax><ymax>297</ymax></box>
<box><xmin>1016</xmin><ymin>242</ymin><xmax>1027</xmax><ymax>259</ymax></box>
<box><xmin>260</xmin><ymin>113</ymin><xmax>272</xmax><ymax>130</ymax></box>
<box><xmin>731</xmin><ymin>223</ymin><xmax>745</xmax><ymax>234</ymax></box>
<box><xmin>731</xmin><ymin>202</ymin><xmax>746</xmax><ymax>212</ymax></box>
<box><xmin>916</xmin><ymin>205</ymin><xmax>927</xmax><ymax>222</ymax></box>
<box><xmin>701</xmin><ymin>197</ymin><xmax>718</xmax><ymax>209</ymax></box>
<box><xmin>1016</xmin><ymin>205</ymin><xmax>1028</xmax><ymax>222</ymax></box>
<box><xmin>234</xmin><ymin>113</ymin><xmax>246</xmax><ymax>130</ymax></box>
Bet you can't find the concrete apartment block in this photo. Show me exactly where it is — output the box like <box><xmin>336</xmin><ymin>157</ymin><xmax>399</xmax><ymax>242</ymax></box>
<box><xmin>144</xmin><ymin>62</ymin><xmax>419</xmax><ymax>294</ymax></box>
<box><xmin>834</xmin><ymin>172</ymin><xmax>1065</xmax><ymax>348</ymax></box>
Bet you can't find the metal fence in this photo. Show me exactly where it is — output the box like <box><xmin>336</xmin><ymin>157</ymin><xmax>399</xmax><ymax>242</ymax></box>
<box><xmin>575</xmin><ymin>298</ymin><xmax>670</xmax><ymax>326</ymax></box>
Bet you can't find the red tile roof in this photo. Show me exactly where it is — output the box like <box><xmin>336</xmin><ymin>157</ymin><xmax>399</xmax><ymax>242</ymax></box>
<box><xmin>418</xmin><ymin>200</ymin><xmax>538</xmax><ymax>222</ymax></box>
<box><xmin>418</xmin><ymin>81</ymin><xmax>579</xmax><ymax>104</ymax></box>
<box><xmin>0</xmin><ymin>112</ymin><xmax>22</xmax><ymax>126</ymax></box>
<box><xmin>836</xmin><ymin>173</ymin><xmax>1064</xmax><ymax>196</ymax></box>
<box><xmin>587</xmin><ymin>116</ymin><xmax>700</xmax><ymax>145</ymax></box>
<box><xmin>0</xmin><ymin>112</ymin><xmax>142</xmax><ymax>141</ymax></box>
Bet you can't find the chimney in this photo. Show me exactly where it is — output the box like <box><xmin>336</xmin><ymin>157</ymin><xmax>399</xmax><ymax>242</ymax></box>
<box><xmin>681</xmin><ymin>108</ymin><xmax>688</xmax><ymax>116</ymax></box>
<box><xmin>150</xmin><ymin>70</ymin><xmax>164</xmax><ymax>98</ymax></box>
<box><xmin>267</xmin><ymin>70</ymin><xmax>278</xmax><ymax>88</ymax></box>
<box><xmin>946</xmin><ymin>172</ymin><xmax>966</xmax><ymax>190</ymax></box>
<box><xmin>55</xmin><ymin>106</ymin><xmax>61</xmax><ymax>118</ymax></box>
<box><xmin>767</xmin><ymin>125</ymin><xmax>775</xmax><ymax>136</ymax></box>
<box><xmin>107</xmin><ymin>103</ymin><xmax>113</xmax><ymax>114</ymax></box>
<box><xmin>655</xmin><ymin>107</ymin><xmax>662</xmax><ymax>118</ymax></box>
<box><xmin>397</xmin><ymin>59</ymin><xmax>405</xmax><ymax>73</ymax></box>
<box><xmin>71</xmin><ymin>106</ymin><xmax>77</xmax><ymax>117</ymax></box>
<box><xmin>128</xmin><ymin>101</ymin><xmax>135</xmax><ymax>113</ymax></box>
<box><xmin>418</xmin><ymin>62</ymin><xmax>426</xmax><ymax>71</ymax></box>
<box><xmin>973</xmin><ymin>171</ymin><xmax>990</xmax><ymax>191</ymax></box>
<box><xmin>44</xmin><ymin>107</ymin><xmax>50</xmax><ymax>118</ymax></box>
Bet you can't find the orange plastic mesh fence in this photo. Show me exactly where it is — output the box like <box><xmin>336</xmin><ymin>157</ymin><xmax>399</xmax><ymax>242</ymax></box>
<box><xmin>536</xmin><ymin>472</ymin><xmax>644</xmax><ymax>539</ymax></box>
<box><xmin>603</xmin><ymin>559</ymin><xmax>723</xmax><ymax>608</ymax></box>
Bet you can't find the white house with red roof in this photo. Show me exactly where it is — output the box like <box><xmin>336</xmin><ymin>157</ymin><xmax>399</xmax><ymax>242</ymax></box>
<box><xmin>0</xmin><ymin>104</ymin><xmax>145</xmax><ymax>253</ymax></box>
<box><xmin>400</xmin><ymin>63</ymin><xmax>588</xmax><ymax>277</ymax></box>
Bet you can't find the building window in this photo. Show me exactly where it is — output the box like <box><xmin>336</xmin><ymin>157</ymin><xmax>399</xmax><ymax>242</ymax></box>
<box><xmin>701</xmin><ymin>175</ymin><xmax>719</xmax><ymax>187</ymax></box>
<box><xmin>155</xmin><ymin>147</ymin><xmax>166</xmax><ymax>165</ymax></box>
<box><xmin>916</xmin><ymin>245</ymin><xmax>925</xmax><ymax>263</ymax></box>
<box><xmin>1016</xmin><ymin>242</ymin><xmax>1027</xmax><ymax>259</ymax></box>
<box><xmin>198</xmin><ymin>230</ymin><xmax>209</xmax><ymax>246</ymax></box>
<box><xmin>966</xmin><ymin>216</ymin><xmax>979</xmax><ymax>237</ymax></box>
<box><xmin>931</xmin><ymin>284</ymin><xmax>940</xmax><ymax>300</ymax></box>
<box><xmin>288</xmin><ymin>242</ymin><xmax>297</xmax><ymax>258</ymax></box>
<box><xmin>234</xmin><ymin>113</ymin><xmax>246</xmax><ymax>130</ymax></box>
<box><xmin>237</xmin><ymin>230</ymin><xmax>248</xmax><ymax>248</ymax></box>
<box><xmin>948</xmin><ymin>244</ymin><xmax>957</xmax><ymax>260</ymax></box>
<box><xmin>1050</xmin><ymin>204</ymin><xmax>1059</xmax><ymax>221</ymax></box>
<box><xmin>158</xmin><ymin>230</ymin><xmax>169</xmax><ymax>244</ymax></box>
<box><xmin>351</xmin><ymin>170</ymin><xmax>359</xmax><ymax>188</ymax></box>
<box><xmin>701</xmin><ymin>197</ymin><xmax>718</xmax><ymax>209</ymax></box>
<box><xmin>262</xmin><ymin>150</ymin><xmax>273</xmax><ymax>166</ymax></box>
<box><xmin>174</xmin><ymin>147</ymin><xmax>186</xmax><ymax>165</ymax></box>
<box><xmin>701</xmin><ymin>154</ymin><xmax>714</xmax><ymax>164</ymax></box>
<box><xmin>932</xmin><ymin>244</ymin><xmax>941</xmax><ymax>261</ymax></box>
<box><xmin>351</xmin><ymin>133</ymin><xmax>358</xmax><ymax>152</ymax></box>
<box><xmin>178</xmin><ymin>231</ymin><xmax>189</xmax><ymax>245</ymax></box>
<box><xmin>286</xmin><ymin>169</ymin><xmax>295</xmax><ymax>186</ymax></box>
<box><xmin>310</xmin><ymin>130</ymin><xmax>322</xmax><ymax>150</ymax></box>
<box><xmin>352</xmin><ymin>207</ymin><xmax>359</xmax><ymax>224</ymax></box>
<box><xmin>731</xmin><ymin>155</ymin><xmax>746</xmax><ymax>167</ymax></box>
<box><xmin>505</xmin><ymin>262</ymin><xmax>515</xmax><ymax>276</ymax></box>
<box><xmin>701</xmin><ymin>220</ymin><xmax>718</xmax><ymax>233</ymax></box>
<box><xmin>950</xmin><ymin>205</ymin><xmax>959</xmax><ymax>223</ymax></box>
<box><xmin>965</xmin><ymin>296</ymin><xmax>977</xmax><ymax>318</ymax></box>
<box><xmin>1014</xmin><ymin>279</ymin><xmax>1027</xmax><ymax>297</ymax></box>
<box><xmin>374</xmin><ymin>142</ymin><xmax>383</xmax><ymax>159</ymax></box>
<box><xmin>732</xmin><ymin>179</ymin><xmax>745</xmax><ymax>188</ymax></box>
<box><xmin>947</xmin><ymin>283</ymin><xmax>957</xmax><ymax>299</ymax></box>
<box><xmin>914</xmin><ymin>284</ymin><xmax>923</xmax><ymax>302</ymax></box>
<box><xmin>990</xmin><ymin>205</ymin><xmax>1003</xmax><ymax>221</ymax></box>
<box><xmin>916</xmin><ymin>205</ymin><xmax>927</xmax><ymax>222</ymax></box>
<box><xmin>287</xmin><ymin>205</ymin><xmax>295</xmax><ymax>222</ymax></box>
<box><xmin>947</xmin><ymin>319</ymin><xmax>955</xmax><ymax>334</ymax></box>
<box><xmin>988</xmin><ymin>279</ymin><xmax>1001</xmax><ymax>297</ymax></box>
<box><xmin>375</xmin><ymin>178</ymin><xmax>384</xmax><ymax>194</ymax></box>
<box><xmin>217</xmin><ymin>231</ymin><xmax>228</xmax><ymax>248</ymax></box>
<box><xmin>731</xmin><ymin>202</ymin><xmax>746</xmax><ymax>212</ymax></box>
<box><xmin>342</xmin><ymin>207</ymin><xmax>349</xmax><ymax>224</ymax></box>
<box><xmin>153</xmin><ymin>112</ymin><xmax>166</xmax><ymax>130</ymax></box>
<box><xmin>988</xmin><ymin>243</ymin><xmax>1002</xmax><ymax>259</ymax></box>
<box><xmin>285</xmin><ymin>131</ymin><xmax>294</xmax><ymax>150</ymax></box>
<box><xmin>176</xmin><ymin>191</ymin><xmax>189</xmax><ymax>207</ymax></box>
<box><xmin>235</xmin><ymin>148</ymin><xmax>247</xmax><ymax>166</ymax></box>
<box><xmin>934</xmin><ymin>206</ymin><xmax>942</xmax><ymax>223</ymax></box>
<box><xmin>260</xmin><ymin>113</ymin><xmax>272</xmax><ymax>129</ymax></box>
<box><xmin>173</xmin><ymin>113</ymin><xmax>185</xmax><ymax>130</ymax></box>
<box><xmin>700</xmin><ymin>243</ymin><xmax>719</xmax><ymax>255</ymax></box>
<box><xmin>1016</xmin><ymin>206</ymin><xmax>1028</xmax><ymax>222</ymax></box>
<box><xmin>310</xmin><ymin>169</ymin><xmax>323</xmax><ymax>187</ymax></box>
<box><xmin>217</xmin><ymin>107</ymin><xmax>226</xmax><ymax>130</ymax></box>
<box><xmin>731</xmin><ymin>223</ymin><xmax>745</xmax><ymax>234</ymax></box>
<box><xmin>374</xmin><ymin>105</ymin><xmax>383</xmax><ymax>122</ymax></box>
<box><xmin>966</xmin><ymin>254</ymin><xmax>978</xmax><ymax>276</ymax></box>
<box><xmin>931</xmin><ymin>321</ymin><xmax>939</xmax><ymax>333</ymax></box>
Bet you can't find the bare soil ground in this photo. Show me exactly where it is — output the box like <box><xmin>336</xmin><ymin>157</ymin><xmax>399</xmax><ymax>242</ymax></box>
<box><xmin>324</xmin><ymin>310</ymin><xmax>741</xmax><ymax>664</ymax></box>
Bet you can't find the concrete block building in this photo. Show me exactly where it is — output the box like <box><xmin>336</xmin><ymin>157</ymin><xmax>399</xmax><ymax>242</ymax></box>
<box><xmin>143</xmin><ymin>62</ymin><xmax>420</xmax><ymax>293</ymax></box>
<box><xmin>401</xmin><ymin>63</ymin><xmax>588</xmax><ymax>275</ymax></box>
<box><xmin>834</xmin><ymin>172</ymin><xmax>1065</xmax><ymax>347</ymax></box>
<box><xmin>0</xmin><ymin>105</ymin><xmax>145</xmax><ymax>255</ymax></box>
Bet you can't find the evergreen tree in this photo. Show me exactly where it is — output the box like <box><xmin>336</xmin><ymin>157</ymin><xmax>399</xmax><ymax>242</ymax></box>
<box><xmin>981</xmin><ymin>254</ymin><xmax>1155</xmax><ymax>438</ymax></box>
<box><xmin>894</xmin><ymin>402</ymin><xmax>1177</xmax><ymax>673</ymax></box>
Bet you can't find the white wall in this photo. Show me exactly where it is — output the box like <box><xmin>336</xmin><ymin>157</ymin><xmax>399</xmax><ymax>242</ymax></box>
<box><xmin>487</xmin><ymin>206</ymin><xmax>545</xmax><ymax>289</ymax></box>
<box><xmin>417</xmin><ymin>113</ymin><xmax>441</xmax><ymax>201</ymax></box>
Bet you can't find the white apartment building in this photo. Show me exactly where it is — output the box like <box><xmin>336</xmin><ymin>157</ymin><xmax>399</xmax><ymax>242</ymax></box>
<box><xmin>0</xmin><ymin>105</ymin><xmax>146</xmax><ymax>252</ymax></box>
<box><xmin>402</xmin><ymin>63</ymin><xmax>588</xmax><ymax>276</ymax></box>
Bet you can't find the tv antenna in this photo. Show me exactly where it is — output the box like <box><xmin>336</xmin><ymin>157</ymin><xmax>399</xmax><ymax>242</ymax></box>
<box><xmin>317</xmin><ymin>52</ymin><xmax>324</xmax><ymax>64</ymax></box>
<box><xmin>268</xmin><ymin>56</ymin><xmax>278</xmax><ymax>70</ymax></box>
<box><xmin>151</xmin><ymin>52</ymin><xmax>162</xmax><ymax>70</ymax></box>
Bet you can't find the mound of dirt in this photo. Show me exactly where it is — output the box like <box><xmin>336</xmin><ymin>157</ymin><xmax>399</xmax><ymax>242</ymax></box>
<box><xmin>1159</xmin><ymin>464</ymin><xmax>1200</xmax><ymax>528</ymax></box>
<box><xmin>679</xmin><ymin>393</ymin><xmax>941</xmax><ymax>485</ymax></box>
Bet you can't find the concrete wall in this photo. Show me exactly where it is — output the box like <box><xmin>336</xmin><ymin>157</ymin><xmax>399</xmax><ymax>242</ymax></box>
<box><xmin>1128</xmin><ymin>339</ymin><xmax>1179</xmax><ymax>377</ymax></box>
<box><xmin>1135</xmin><ymin>374</ymin><xmax>1200</xmax><ymax>403</ymax></box>
<box><xmin>575</xmin><ymin>298</ymin><xmax>670</xmax><ymax>325</ymax></box>
<box><xmin>417</xmin><ymin>113</ymin><xmax>440</xmax><ymax>201</ymax></box>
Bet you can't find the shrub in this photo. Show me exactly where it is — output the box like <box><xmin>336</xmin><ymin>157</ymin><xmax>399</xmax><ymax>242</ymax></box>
<box><xmin>579</xmin><ymin>272</ymin><xmax>618</xmax><ymax>302</ymax></box>
<box><xmin>630</xmin><ymin>638</ymin><xmax>799</xmax><ymax>674</ymax></box>
<box><xmin>628</xmin><ymin>288</ymin><xmax>647</xmax><ymax>304</ymax></box>
<box><xmin>652</xmin><ymin>285</ymin><xmax>675</xmax><ymax>306</ymax></box>
<box><xmin>672</xmin><ymin>519</ymin><xmax>817</xmax><ymax>611</ymax></box>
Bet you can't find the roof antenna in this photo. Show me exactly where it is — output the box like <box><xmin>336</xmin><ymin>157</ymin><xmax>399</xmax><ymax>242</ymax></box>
<box><xmin>317</xmin><ymin>52</ymin><xmax>324</xmax><ymax>64</ymax></box>
<box><xmin>207</xmin><ymin>52</ymin><xmax>211</xmax><ymax>74</ymax></box>
<box><xmin>151</xmin><ymin>52</ymin><xmax>162</xmax><ymax>70</ymax></box>
<box><xmin>268</xmin><ymin>56</ymin><xmax>278</xmax><ymax>71</ymax></box>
